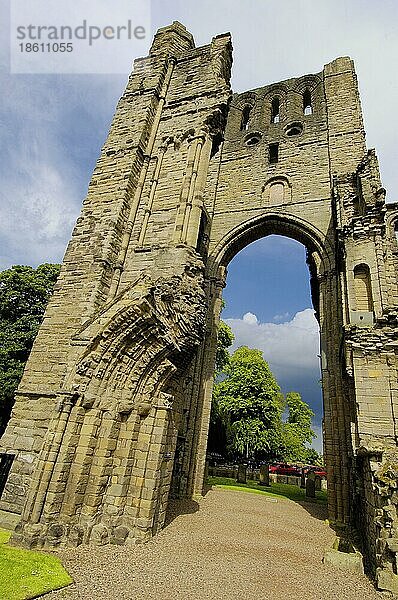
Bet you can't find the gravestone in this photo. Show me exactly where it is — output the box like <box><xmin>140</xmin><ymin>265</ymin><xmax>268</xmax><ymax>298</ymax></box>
<box><xmin>300</xmin><ymin>469</ymin><xmax>306</xmax><ymax>489</ymax></box>
<box><xmin>237</xmin><ymin>464</ymin><xmax>247</xmax><ymax>484</ymax></box>
<box><xmin>258</xmin><ymin>464</ymin><xmax>270</xmax><ymax>487</ymax></box>
<box><xmin>306</xmin><ymin>472</ymin><xmax>316</xmax><ymax>499</ymax></box>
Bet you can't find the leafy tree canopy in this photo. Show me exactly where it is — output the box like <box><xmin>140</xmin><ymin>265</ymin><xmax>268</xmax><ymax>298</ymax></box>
<box><xmin>215</xmin><ymin>347</ymin><xmax>282</xmax><ymax>424</ymax></box>
<box><xmin>213</xmin><ymin>346</ymin><xmax>284</xmax><ymax>460</ymax></box>
<box><xmin>0</xmin><ymin>264</ymin><xmax>60</xmax><ymax>435</ymax></box>
<box><xmin>208</xmin><ymin>318</ymin><xmax>234</xmax><ymax>453</ymax></box>
<box><xmin>210</xmin><ymin>342</ymin><xmax>318</xmax><ymax>463</ymax></box>
<box><xmin>280</xmin><ymin>391</ymin><xmax>315</xmax><ymax>463</ymax></box>
<box><xmin>304</xmin><ymin>447</ymin><xmax>323</xmax><ymax>466</ymax></box>
<box><xmin>215</xmin><ymin>320</ymin><xmax>234</xmax><ymax>374</ymax></box>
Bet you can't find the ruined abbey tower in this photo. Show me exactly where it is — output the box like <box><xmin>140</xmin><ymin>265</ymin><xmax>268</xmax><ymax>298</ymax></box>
<box><xmin>1</xmin><ymin>22</ymin><xmax>398</xmax><ymax>593</ymax></box>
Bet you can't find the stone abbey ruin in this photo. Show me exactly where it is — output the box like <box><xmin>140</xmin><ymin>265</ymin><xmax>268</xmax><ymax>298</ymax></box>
<box><xmin>1</xmin><ymin>21</ymin><xmax>398</xmax><ymax>593</ymax></box>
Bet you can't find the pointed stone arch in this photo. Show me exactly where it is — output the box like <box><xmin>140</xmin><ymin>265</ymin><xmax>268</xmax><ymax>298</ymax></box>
<box><xmin>210</xmin><ymin>211</ymin><xmax>332</xmax><ymax>272</ymax></box>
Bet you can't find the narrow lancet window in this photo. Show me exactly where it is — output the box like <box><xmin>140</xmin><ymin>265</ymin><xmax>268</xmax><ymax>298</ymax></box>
<box><xmin>269</xmin><ymin>143</ymin><xmax>279</xmax><ymax>164</ymax></box>
<box><xmin>196</xmin><ymin>211</ymin><xmax>209</xmax><ymax>258</ymax></box>
<box><xmin>241</xmin><ymin>105</ymin><xmax>252</xmax><ymax>131</ymax></box>
<box><xmin>303</xmin><ymin>89</ymin><xmax>313</xmax><ymax>115</ymax></box>
<box><xmin>271</xmin><ymin>97</ymin><xmax>280</xmax><ymax>123</ymax></box>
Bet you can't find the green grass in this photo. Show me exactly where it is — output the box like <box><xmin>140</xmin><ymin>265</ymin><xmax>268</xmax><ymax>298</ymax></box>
<box><xmin>207</xmin><ymin>476</ymin><xmax>328</xmax><ymax>505</ymax></box>
<box><xmin>0</xmin><ymin>528</ymin><xmax>73</xmax><ymax>600</ymax></box>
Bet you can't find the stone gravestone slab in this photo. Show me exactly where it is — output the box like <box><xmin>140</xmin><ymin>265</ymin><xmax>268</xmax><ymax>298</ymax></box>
<box><xmin>300</xmin><ymin>469</ymin><xmax>306</xmax><ymax>489</ymax></box>
<box><xmin>306</xmin><ymin>471</ymin><xmax>316</xmax><ymax>498</ymax></box>
<box><xmin>315</xmin><ymin>475</ymin><xmax>322</xmax><ymax>491</ymax></box>
<box><xmin>258</xmin><ymin>464</ymin><xmax>270</xmax><ymax>487</ymax></box>
<box><xmin>236</xmin><ymin>464</ymin><xmax>247</xmax><ymax>484</ymax></box>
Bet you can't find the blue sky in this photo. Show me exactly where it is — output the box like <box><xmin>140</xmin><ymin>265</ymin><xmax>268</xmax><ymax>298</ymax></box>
<box><xmin>2</xmin><ymin>0</ymin><xmax>398</xmax><ymax>452</ymax></box>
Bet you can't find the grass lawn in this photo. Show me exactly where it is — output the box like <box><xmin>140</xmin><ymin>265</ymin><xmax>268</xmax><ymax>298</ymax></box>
<box><xmin>0</xmin><ymin>528</ymin><xmax>72</xmax><ymax>600</ymax></box>
<box><xmin>207</xmin><ymin>476</ymin><xmax>328</xmax><ymax>505</ymax></box>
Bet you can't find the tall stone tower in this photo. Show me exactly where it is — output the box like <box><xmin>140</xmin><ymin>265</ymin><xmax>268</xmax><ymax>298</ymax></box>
<box><xmin>1</xmin><ymin>22</ymin><xmax>398</xmax><ymax>593</ymax></box>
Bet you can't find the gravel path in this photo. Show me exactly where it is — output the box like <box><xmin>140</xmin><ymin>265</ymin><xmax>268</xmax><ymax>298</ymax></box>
<box><xmin>46</xmin><ymin>488</ymin><xmax>390</xmax><ymax>600</ymax></box>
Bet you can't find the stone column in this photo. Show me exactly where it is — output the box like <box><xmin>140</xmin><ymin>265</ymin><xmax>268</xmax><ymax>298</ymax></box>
<box><xmin>187</xmin><ymin>272</ymin><xmax>226</xmax><ymax>498</ymax></box>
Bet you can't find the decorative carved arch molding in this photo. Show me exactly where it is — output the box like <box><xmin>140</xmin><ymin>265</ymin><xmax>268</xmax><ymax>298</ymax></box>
<box><xmin>210</xmin><ymin>212</ymin><xmax>333</xmax><ymax>273</ymax></box>
<box><xmin>208</xmin><ymin>212</ymin><xmax>333</xmax><ymax>334</ymax></box>
<box><xmin>208</xmin><ymin>211</ymin><xmax>333</xmax><ymax>345</ymax></box>
<box><xmin>293</xmin><ymin>75</ymin><xmax>322</xmax><ymax>96</ymax></box>
<box><xmin>18</xmin><ymin>264</ymin><xmax>207</xmax><ymax>548</ymax></box>
<box><xmin>385</xmin><ymin>210</ymin><xmax>398</xmax><ymax>247</ymax></box>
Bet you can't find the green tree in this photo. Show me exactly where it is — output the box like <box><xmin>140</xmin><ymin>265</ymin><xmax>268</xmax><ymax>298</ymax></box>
<box><xmin>0</xmin><ymin>264</ymin><xmax>60</xmax><ymax>436</ymax></box>
<box><xmin>215</xmin><ymin>319</ymin><xmax>234</xmax><ymax>374</ymax></box>
<box><xmin>280</xmin><ymin>391</ymin><xmax>316</xmax><ymax>463</ymax></box>
<box><xmin>214</xmin><ymin>346</ymin><xmax>284</xmax><ymax>461</ymax></box>
<box><xmin>304</xmin><ymin>447</ymin><xmax>323</xmax><ymax>466</ymax></box>
<box><xmin>208</xmin><ymin>319</ymin><xmax>234</xmax><ymax>456</ymax></box>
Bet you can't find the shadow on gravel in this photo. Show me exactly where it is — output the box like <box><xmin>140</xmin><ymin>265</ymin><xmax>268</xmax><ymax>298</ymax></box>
<box><xmin>203</xmin><ymin>480</ymin><xmax>212</xmax><ymax>496</ymax></box>
<box><xmin>164</xmin><ymin>499</ymin><xmax>200</xmax><ymax>528</ymax></box>
<box><xmin>296</xmin><ymin>500</ymin><xmax>328</xmax><ymax>522</ymax></box>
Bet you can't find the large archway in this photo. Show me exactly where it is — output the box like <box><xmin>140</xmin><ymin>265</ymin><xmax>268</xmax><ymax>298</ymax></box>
<box><xmin>187</xmin><ymin>212</ymin><xmax>350</xmax><ymax>529</ymax></box>
<box><xmin>210</xmin><ymin>234</ymin><xmax>322</xmax><ymax>455</ymax></box>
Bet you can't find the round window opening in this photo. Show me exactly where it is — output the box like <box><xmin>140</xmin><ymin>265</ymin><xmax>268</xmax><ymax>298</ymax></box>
<box><xmin>245</xmin><ymin>132</ymin><xmax>262</xmax><ymax>146</ymax></box>
<box><xmin>285</xmin><ymin>122</ymin><xmax>303</xmax><ymax>137</ymax></box>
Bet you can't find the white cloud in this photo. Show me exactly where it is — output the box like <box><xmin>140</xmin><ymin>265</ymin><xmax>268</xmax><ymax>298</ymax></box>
<box><xmin>0</xmin><ymin>161</ymin><xmax>78</xmax><ymax>268</ymax></box>
<box><xmin>10</xmin><ymin>0</ymin><xmax>151</xmax><ymax>74</ymax></box>
<box><xmin>0</xmin><ymin>77</ymin><xmax>80</xmax><ymax>268</ymax></box>
<box><xmin>272</xmin><ymin>312</ymin><xmax>291</xmax><ymax>323</ymax></box>
<box><xmin>0</xmin><ymin>61</ymin><xmax>126</xmax><ymax>268</ymax></box>
<box><xmin>242</xmin><ymin>312</ymin><xmax>258</xmax><ymax>325</ymax></box>
<box><xmin>226</xmin><ymin>308</ymin><xmax>320</xmax><ymax>379</ymax></box>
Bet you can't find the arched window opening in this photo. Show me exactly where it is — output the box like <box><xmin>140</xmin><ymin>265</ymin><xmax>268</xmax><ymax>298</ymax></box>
<box><xmin>303</xmin><ymin>89</ymin><xmax>313</xmax><ymax>116</ymax></box>
<box><xmin>269</xmin><ymin>182</ymin><xmax>284</xmax><ymax>204</ymax></box>
<box><xmin>352</xmin><ymin>196</ymin><xmax>365</xmax><ymax>217</ymax></box>
<box><xmin>271</xmin><ymin>97</ymin><xmax>280</xmax><ymax>124</ymax></box>
<box><xmin>354</xmin><ymin>264</ymin><xmax>373</xmax><ymax>312</ymax></box>
<box><xmin>241</xmin><ymin>105</ymin><xmax>252</xmax><ymax>131</ymax></box>
<box><xmin>211</xmin><ymin>132</ymin><xmax>223</xmax><ymax>158</ymax></box>
<box><xmin>206</xmin><ymin>235</ymin><xmax>323</xmax><ymax>472</ymax></box>
<box><xmin>196</xmin><ymin>210</ymin><xmax>209</xmax><ymax>259</ymax></box>
<box><xmin>394</xmin><ymin>222</ymin><xmax>398</xmax><ymax>246</ymax></box>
